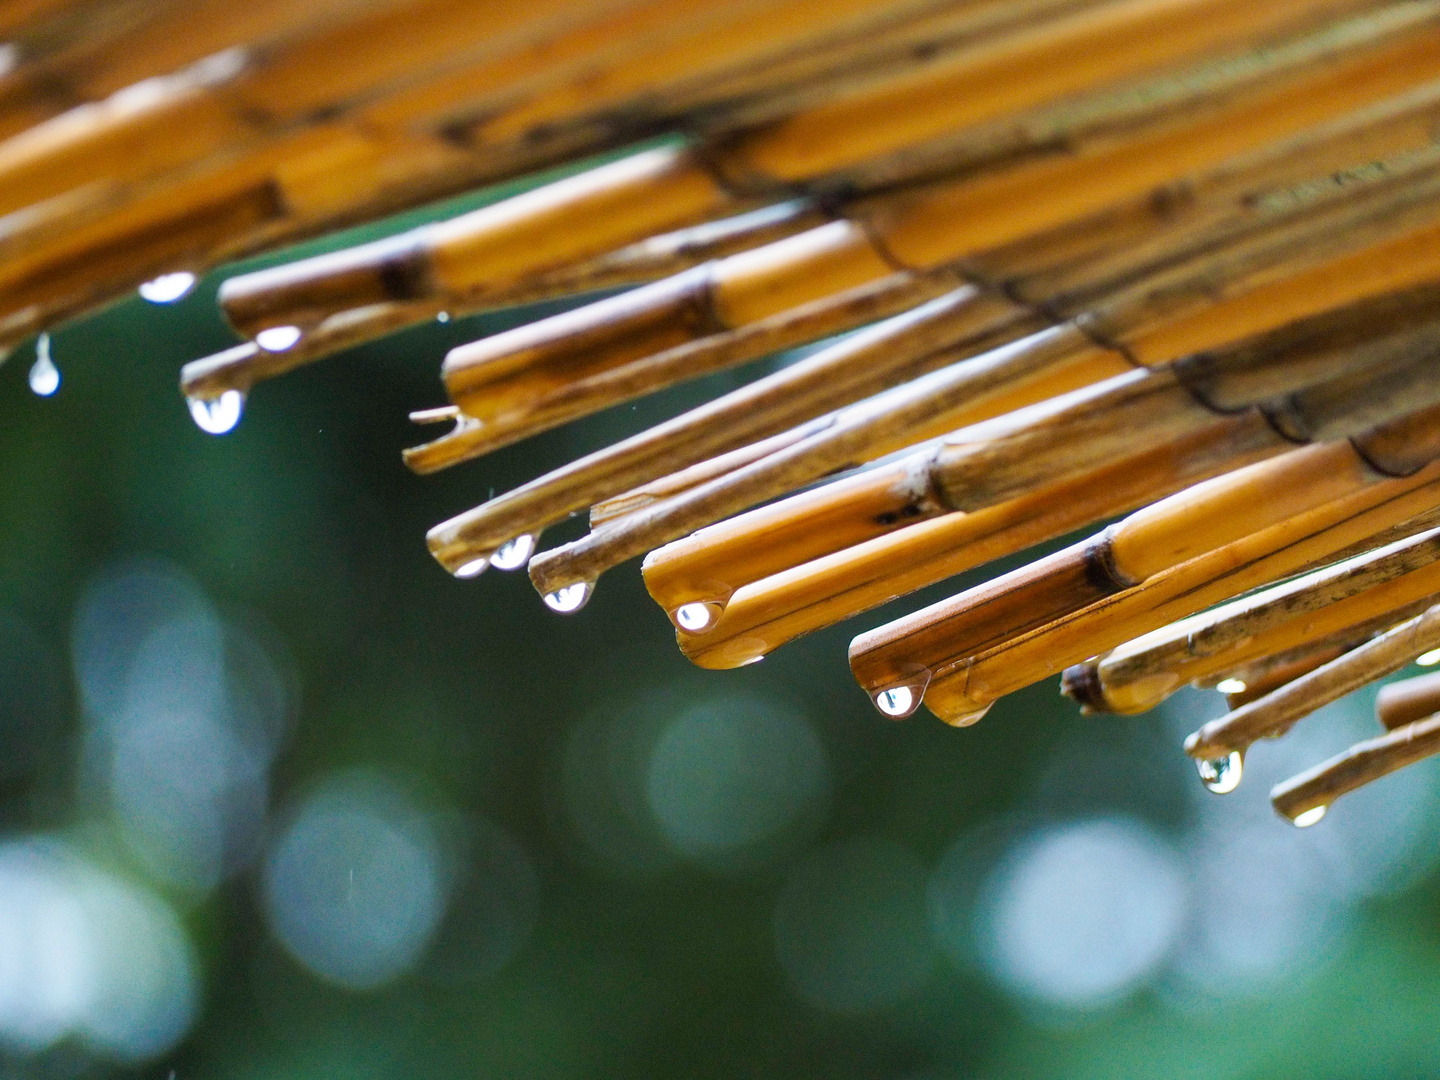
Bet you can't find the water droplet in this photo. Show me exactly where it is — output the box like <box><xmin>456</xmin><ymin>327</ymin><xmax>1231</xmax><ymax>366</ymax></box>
<box><xmin>1290</xmin><ymin>805</ymin><xmax>1327</xmax><ymax>828</ymax></box>
<box><xmin>738</xmin><ymin>655</ymin><xmax>765</xmax><ymax>666</ymax></box>
<box><xmin>27</xmin><ymin>333</ymin><xmax>58</xmax><ymax>396</ymax></box>
<box><xmin>187</xmin><ymin>389</ymin><xmax>245</xmax><ymax>434</ymax></box>
<box><xmin>489</xmin><ymin>535</ymin><xmax>535</xmax><ymax>571</ymax></box>
<box><xmin>874</xmin><ymin>686</ymin><xmax>916</xmax><ymax>718</ymax></box>
<box><xmin>255</xmin><ymin>326</ymin><xmax>302</xmax><ymax>352</ymax></box>
<box><xmin>1417</xmin><ymin>648</ymin><xmax>1440</xmax><ymax>667</ymax></box>
<box><xmin>1215</xmin><ymin>678</ymin><xmax>1247</xmax><ymax>695</ymax></box>
<box><xmin>453</xmin><ymin>557</ymin><xmax>489</xmax><ymax>579</ymax></box>
<box><xmin>544</xmin><ymin>583</ymin><xmax>591</xmax><ymax>614</ymax></box>
<box><xmin>1196</xmin><ymin>751</ymin><xmax>1243</xmax><ymax>794</ymax></box>
<box><xmin>138</xmin><ymin>272</ymin><xmax>197</xmax><ymax>303</ymax></box>
<box><xmin>436</xmin><ymin>311</ymin><xmax>451</xmax><ymax>323</ymax></box>
<box><xmin>673</xmin><ymin>601</ymin><xmax>723</xmax><ymax>633</ymax></box>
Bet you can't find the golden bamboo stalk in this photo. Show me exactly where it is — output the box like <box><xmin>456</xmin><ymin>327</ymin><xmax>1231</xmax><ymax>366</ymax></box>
<box><xmin>524</xmin><ymin>190</ymin><xmax>1440</xmax><ymax>602</ymax></box>
<box><xmin>1270</xmin><ymin>711</ymin><xmax>1440</xmax><ymax>825</ymax></box>
<box><xmin>674</xmin><ymin>413</ymin><xmax>1281</xmax><ymax>667</ymax></box>
<box><xmin>1063</xmin><ymin>524</ymin><xmax>1440</xmax><ymax>715</ymax></box>
<box><xmin>850</xmin><ymin>414</ymin><xmax>1440</xmax><ymax>724</ymax></box>
<box><xmin>181</xmin><ymin>199</ymin><xmax>830</xmax><ymax>404</ymax></box>
<box><xmin>215</xmin><ymin>0</ymin><xmax>1401</xmax><ymax>340</ymax></box>
<box><xmin>1185</xmin><ymin>602</ymin><xmax>1440</xmax><ymax>757</ymax></box>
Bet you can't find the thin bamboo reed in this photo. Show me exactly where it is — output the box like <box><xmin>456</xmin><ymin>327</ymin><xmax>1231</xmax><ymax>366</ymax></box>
<box><xmin>1062</xmin><ymin>525</ymin><xmax>1440</xmax><ymax>715</ymax></box>
<box><xmin>1185</xmin><ymin>602</ymin><xmax>1440</xmax><ymax>756</ymax></box>
<box><xmin>216</xmin><ymin>0</ymin><xmax>1405</xmax><ymax>340</ymax></box>
<box><xmin>1270</xmin><ymin>711</ymin><xmax>1440</xmax><ymax>824</ymax></box>
<box><xmin>850</xmin><ymin>417</ymin><xmax>1440</xmax><ymax>724</ymax></box>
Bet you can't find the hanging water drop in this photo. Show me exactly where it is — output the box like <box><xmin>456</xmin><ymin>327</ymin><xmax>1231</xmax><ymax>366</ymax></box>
<box><xmin>1215</xmin><ymin>678</ymin><xmax>1247</xmax><ymax>695</ymax></box>
<box><xmin>1417</xmin><ymin>648</ymin><xmax>1440</xmax><ymax>667</ymax></box>
<box><xmin>255</xmin><ymin>325</ymin><xmax>302</xmax><ymax>352</ymax></box>
<box><xmin>187</xmin><ymin>389</ymin><xmax>246</xmax><ymax>434</ymax></box>
<box><xmin>489</xmin><ymin>535</ymin><xmax>535</xmax><ymax>571</ymax></box>
<box><xmin>453</xmin><ymin>557</ymin><xmax>489</xmax><ymax>578</ymax></box>
<box><xmin>436</xmin><ymin>311</ymin><xmax>451</xmax><ymax>323</ymax></box>
<box><xmin>1290</xmin><ymin>805</ymin><xmax>1327</xmax><ymax>827</ymax></box>
<box><xmin>28</xmin><ymin>334</ymin><xmax>58</xmax><ymax>396</ymax></box>
<box><xmin>874</xmin><ymin>686</ymin><xmax>918</xmax><ymax>718</ymax></box>
<box><xmin>674</xmin><ymin>601</ymin><xmax>722</xmax><ymax>633</ymax></box>
<box><xmin>544</xmin><ymin>582</ymin><xmax>591</xmax><ymax>613</ymax></box>
<box><xmin>1196</xmin><ymin>750</ymin><xmax>1243</xmax><ymax>794</ymax></box>
<box><xmin>138</xmin><ymin>271</ymin><xmax>197</xmax><ymax>303</ymax></box>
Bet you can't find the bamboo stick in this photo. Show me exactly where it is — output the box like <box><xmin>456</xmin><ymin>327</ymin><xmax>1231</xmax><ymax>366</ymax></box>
<box><xmin>423</xmin><ymin>283</ymin><xmax>1031</xmax><ymax>573</ymax></box>
<box><xmin>215</xmin><ymin>0</ymin><xmax>1405</xmax><ymax>339</ymax></box>
<box><xmin>677</xmin><ymin>438</ymin><xmax>1440</xmax><ymax>670</ymax></box>
<box><xmin>182</xmin><ymin>199</ymin><xmax>830</xmax><ymax>404</ymax></box>
<box><xmin>1062</xmin><ymin>525</ymin><xmax>1440</xmax><ymax>715</ymax></box>
<box><xmin>1185</xmin><ymin>602</ymin><xmax>1440</xmax><ymax>757</ymax></box>
<box><xmin>1270</xmin><ymin>711</ymin><xmax>1440</xmax><ymax>825</ymax></box>
<box><xmin>575</xmin><ymin>85</ymin><xmax>1440</xmax><ymax>522</ymax></box>
<box><xmin>1376</xmin><ymin>670</ymin><xmax>1440</xmax><ymax>728</ymax></box>
<box><xmin>849</xmin><ymin>415</ymin><xmax>1440</xmax><ymax>723</ymax></box>
<box><xmin>523</xmin><ymin>189</ymin><xmax>1440</xmax><ymax>601</ymax></box>
<box><xmin>675</xmin><ymin>412</ymin><xmax>1282</xmax><ymax>666</ymax></box>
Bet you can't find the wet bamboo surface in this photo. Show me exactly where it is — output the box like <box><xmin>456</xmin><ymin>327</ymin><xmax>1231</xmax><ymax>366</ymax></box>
<box><xmin>15</xmin><ymin>0</ymin><xmax>1440</xmax><ymax>827</ymax></box>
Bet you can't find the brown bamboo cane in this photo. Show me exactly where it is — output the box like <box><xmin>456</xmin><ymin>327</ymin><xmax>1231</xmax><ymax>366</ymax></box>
<box><xmin>641</xmin><ymin>267</ymin><xmax>1440</xmax><ymax>621</ymax></box>
<box><xmin>1185</xmin><ymin>603</ymin><xmax>1440</xmax><ymax>757</ymax></box>
<box><xmin>849</xmin><ymin>409</ymin><xmax>1440</xmax><ymax>723</ymax></box>
<box><xmin>1376</xmin><ymin>670</ymin><xmax>1440</xmax><ymax>728</ymax></box>
<box><xmin>1062</xmin><ymin>525</ymin><xmax>1440</xmax><ymax>715</ymax></box>
<box><xmin>429</xmin><ymin>190</ymin><xmax>1440</xmax><ymax>585</ymax></box>
<box><xmin>180</xmin><ymin>199</ymin><xmax>831</xmax><ymax>404</ymax></box>
<box><xmin>421</xmin><ymin>4</ymin><xmax>1440</xmax><ymax>419</ymax></box>
<box><xmin>670</xmin><ymin>353</ymin><xmax>1440</xmax><ymax>664</ymax></box>
<box><xmin>674</xmin><ymin>412</ymin><xmax>1283</xmax><ymax>666</ymax></box>
<box><xmin>1270</xmin><ymin>711</ymin><xmax>1440</xmax><ymax>826</ymax></box>
<box><xmin>587</xmin><ymin>81</ymin><xmax>1440</xmax><ymax>520</ymax></box>
<box><xmin>525</xmin><ymin>185</ymin><xmax>1440</xmax><ymax>601</ymax></box>
<box><xmin>216</xmin><ymin>0</ymin><xmax>1400</xmax><ymax>340</ymax></box>
<box><xmin>434</xmin><ymin>136</ymin><xmax>1440</xmax><ymax>481</ymax></box>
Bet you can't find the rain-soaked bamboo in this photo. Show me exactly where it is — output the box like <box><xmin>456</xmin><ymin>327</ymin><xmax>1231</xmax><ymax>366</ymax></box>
<box><xmin>850</xmin><ymin>409</ymin><xmax>1440</xmax><ymax>724</ymax></box>
<box><xmin>216</xmin><ymin>0</ymin><xmax>1411</xmax><ymax>340</ymax></box>
<box><xmin>1185</xmin><ymin>601</ymin><xmax>1440</xmax><ymax>757</ymax></box>
<box><xmin>1271</xmin><ymin>710</ymin><xmax>1440</xmax><ymax>825</ymax></box>
<box><xmin>1376</xmin><ymin>670</ymin><xmax>1440</xmax><ymax>728</ymax></box>
<box><xmin>524</xmin><ymin>193</ymin><xmax>1440</xmax><ymax>601</ymax></box>
<box><xmin>1063</xmin><ymin>524</ymin><xmax>1440</xmax><ymax>715</ymax></box>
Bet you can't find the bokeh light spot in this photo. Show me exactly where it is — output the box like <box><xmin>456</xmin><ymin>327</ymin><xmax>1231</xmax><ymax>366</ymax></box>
<box><xmin>646</xmin><ymin>695</ymin><xmax>830</xmax><ymax>872</ymax></box>
<box><xmin>976</xmin><ymin>817</ymin><xmax>1186</xmax><ymax>1010</ymax></box>
<box><xmin>263</xmin><ymin>771</ymin><xmax>446</xmax><ymax>990</ymax></box>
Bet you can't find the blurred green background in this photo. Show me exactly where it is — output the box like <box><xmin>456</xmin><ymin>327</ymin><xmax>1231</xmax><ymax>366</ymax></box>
<box><xmin>4</xmin><ymin>154</ymin><xmax>1440</xmax><ymax>1080</ymax></box>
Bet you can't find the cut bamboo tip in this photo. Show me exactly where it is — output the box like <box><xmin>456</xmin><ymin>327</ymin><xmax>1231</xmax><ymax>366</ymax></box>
<box><xmin>1376</xmin><ymin>669</ymin><xmax>1440</xmax><ymax>729</ymax></box>
<box><xmin>1184</xmin><ymin>601</ymin><xmax>1440</xmax><ymax>759</ymax></box>
<box><xmin>217</xmin><ymin>146</ymin><xmax>733</xmax><ymax>339</ymax></box>
<box><xmin>1270</xmin><ymin>711</ymin><xmax>1440</xmax><ymax>825</ymax></box>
